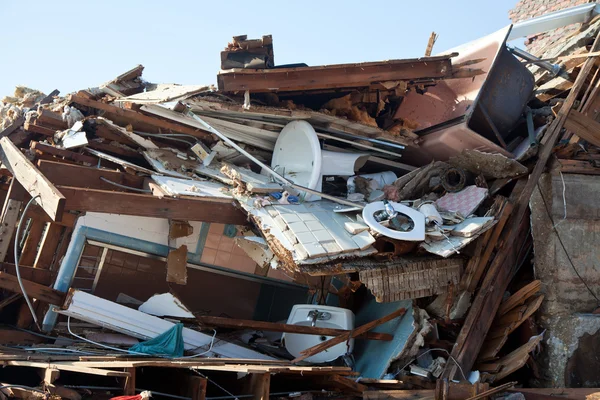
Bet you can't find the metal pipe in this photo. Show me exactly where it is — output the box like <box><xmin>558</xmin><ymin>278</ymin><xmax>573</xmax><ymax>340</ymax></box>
<box><xmin>14</xmin><ymin>195</ymin><xmax>42</xmax><ymax>330</ymax></box>
<box><xmin>508</xmin><ymin>46</ymin><xmax>563</xmax><ymax>77</ymax></box>
<box><xmin>184</xmin><ymin>109</ymin><xmax>365</xmax><ymax>209</ymax></box>
<box><xmin>509</xmin><ymin>3</ymin><xmax>599</xmax><ymax>41</ymax></box>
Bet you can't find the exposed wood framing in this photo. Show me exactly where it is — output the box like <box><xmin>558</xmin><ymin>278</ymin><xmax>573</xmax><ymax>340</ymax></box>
<box><xmin>0</xmin><ymin>180</ymin><xmax>25</xmax><ymax>262</ymax></box>
<box><xmin>0</xmin><ymin>271</ymin><xmax>65</xmax><ymax>305</ymax></box>
<box><xmin>195</xmin><ymin>315</ymin><xmax>393</xmax><ymax>341</ymax></box>
<box><xmin>34</xmin><ymin>223</ymin><xmax>64</xmax><ymax>269</ymax></box>
<box><xmin>30</xmin><ymin>141</ymin><xmax>97</xmax><ymax>165</ymax></box>
<box><xmin>18</xmin><ymin>218</ymin><xmax>45</xmax><ymax>266</ymax></box>
<box><xmin>58</xmin><ymin>186</ymin><xmax>248</xmax><ymax>224</ymax></box>
<box><xmin>217</xmin><ymin>55</ymin><xmax>456</xmax><ymax>92</ymax></box>
<box><xmin>69</xmin><ymin>95</ymin><xmax>214</xmax><ymax>143</ymax></box>
<box><xmin>0</xmin><ymin>137</ymin><xmax>65</xmax><ymax>221</ymax></box>
<box><xmin>249</xmin><ymin>373</ymin><xmax>270</xmax><ymax>400</ymax></box>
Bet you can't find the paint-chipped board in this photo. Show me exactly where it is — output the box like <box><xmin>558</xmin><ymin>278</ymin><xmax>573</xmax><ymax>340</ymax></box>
<box><xmin>167</xmin><ymin>245</ymin><xmax>188</xmax><ymax>285</ymax></box>
<box><xmin>0</xmin><ymin>137</ymin><xmax>65</xmax><ymax>221</ymax></box>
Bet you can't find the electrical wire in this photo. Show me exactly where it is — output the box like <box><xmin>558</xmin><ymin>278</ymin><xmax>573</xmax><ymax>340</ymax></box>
<box><xmin>181</xmin><ymin>329</ymin><xmax>217</xmax><ymax>358</ymax></box>
<box><xmin>0</xmin><ymin>385</ymin><xmax>47</xmax><ymax>394</ymax></box>
<box><xmin>67</xmin><ymin>316</ymin><xmax>148</xmax><ymax>356</ymax></box>
<box><xmin>14</xmin><ymin>195</ymin><xmax>41</xmax><ymax>331</ymax></box>
<box><xmin>191</xmin><ymin>370</ymin><xmax>238</xmax><ymax>400</ymax></box>
<box><xmin>99</xmin><ymin>177</ymin><xmax>152</xmax><ymax>193</ymax></box>
<box><xmin>393</xmin><ymin>348</ymin><xmax>468</xmax><ymax>382</ymax></box>
<box><xmin>536</xmin><ymin>185</ymin><xmax>600</xmax><ymax>304</ymax></box>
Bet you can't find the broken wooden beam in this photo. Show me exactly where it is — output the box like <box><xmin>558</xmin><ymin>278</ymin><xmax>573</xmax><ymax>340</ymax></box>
<box><xmin>0</xmin><ymin>271</ymin><xmax>65</xmax><ymax>305</ymax></box>
<box><xmin>69</xmin><ymin>95</ymin><xmax>214</xmax><ymax>143</ymax></box>
<box><xmin>217</xmin><ymin>55</ymin><xmax>456</xmax><ymax>92</ymax></box>
<box><xmin>0</xmin><ymin>137</ymin><xmax>65</xmax><ymax>221</ymax></box>
<box><xmin>58</xmin><ymin>186</ymin><xmax>248</xmax><ymax>224</ymax></box>
<box><xmin>564</xmin><ymin>109</ymin><xmax>600</xmax><ymax>147</ymax></box>
<box><xmin>195</xmin><ymin>315</ymin><xmax>393</xmax><ymax>341</ymax></box>
<box><xmin>37</xmin><ymin>160</ymin><xmax>146</xmax><ymax>191</ymax></box>
<box><xmin>30</xmin><ymin>141</ymin><xmax>97</xmax><ymax>165</ymax></box>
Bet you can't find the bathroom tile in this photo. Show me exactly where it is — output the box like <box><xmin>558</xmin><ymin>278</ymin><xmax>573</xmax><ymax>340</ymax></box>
<box><xmin>200</xmin><ymin>248</ymin><xmax>217</xmax><ymax>265</ymax></box>
<box><xmin>298</xmin><ymin>213</ymin><xmax>317</xmax><ymax>222</ymax></box>
<box><xmin>352</xmin><ymin>230</ymin><xmax>376</xmax><ymax>250</ymax></box>
<box><xmin>279</xmin><ymin>213</ymin><xmax>301</xmax><ymax>223</ymax></box>
<box><xmin>321</xmin><ymin>240</ymin><xmax>342</xmax><ymax>255</ymax></box>
<box><xmin>204</xmin><ymin>233</ymin><xmax>221</xmax><ymax>250</ymax></box>
<box><xmin>295</xmin><ymin>231</ymin><xmax>317</xmax><ymax>245</ymax></box>
<box><xmin>273</xmin><ymin>215</ymin><xmax>288</xmax><ymax>232</ymax></box>
<box><xmin>300</xmin><ymin>242</ymin><xmax>328</xmax><ymax>258</ymax></box>
<box><xmin>344</xmin><ymin>221</ymin><xmax>369</xmax><ymax>234</ymax></box>
<box><xmin>214</xmin><ymin>251</ymin><xmax>231</xmax><ymax>267</ymax></box>
<box><xmin>283</xmin><ymin>229</ymin><xmax>299</xmax><ymax>245</ymax></box>
<box><xmin>293</xmin><ymin>243</ymin><xmax>309</xmax><ymax>260</ymax></box>
<box><xmin>312</xmin><ymin>229</ymin><xmax>334</xmax><ymax>242</ymax></box>
<box><xmin>217</xmin><ymin>236</ymin><xmax>235</xmax><ymax>253</ymax></box>
<box><xmin>209</xmin><ymin>223</ymin><xmax>225</xmax><ymax>235</ymax></box>
<box><xmin>305</xmin><ymin>220</ymin><xmax>325</xmax><ymax>231</ymax></box>
<box><xmin>287</xmin><ymin>221</ymin><xmax>310</xmax><ymax>235</ymax></box>
<box><xmin>319</xmin><ymin>215</ymin><xmax>359</xmax><ymax>252</ymax></box>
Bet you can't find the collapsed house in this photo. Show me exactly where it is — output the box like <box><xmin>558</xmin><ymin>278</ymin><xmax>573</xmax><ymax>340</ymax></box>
<box><xmin>1</xmin><ymin>4</ymin><xmax>600</xmax><ymax>400</ymax></box>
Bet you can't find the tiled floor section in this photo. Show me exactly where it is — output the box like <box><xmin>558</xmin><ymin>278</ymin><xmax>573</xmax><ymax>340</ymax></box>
<box><xmin>266</xmin><ymin>202</ymin><xmax>376</xmax><ymax>260</ymax></box>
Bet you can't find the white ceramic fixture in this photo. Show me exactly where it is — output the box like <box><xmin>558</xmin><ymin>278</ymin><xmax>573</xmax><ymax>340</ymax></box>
<box><xmin>271</xmin><ymin>121</ymin><xmax>368</xmax><ymax>201</ymax></box>
<box><xmin>362</xmin><ymin>201</ymin><xmax>426</xmax><ymax>241</ymax></box>
<box><xmin>283</xmin><ymin>304</ymin><xmax>355</xmax><ymax>363</ymax></box>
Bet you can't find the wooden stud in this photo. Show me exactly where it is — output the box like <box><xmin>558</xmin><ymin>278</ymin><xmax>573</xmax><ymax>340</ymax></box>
<box><xmin>0</xmin><ymin>180</ymin><xmax>25</xmax><ymax>262</ymax></box>
<box><xmin>18</xmin><ymin>219</ymin><xmax>45</xmax><ymax>267</ymax></box>
<box><xmin>69</xmin><ymin>95</ymin><xmax>213</xmax><ymax>143</ymax></box>
<box><xmin>58</xmin><ymin>186</ymin><xmax>248</xmax><ymax>225</ymax></box>
<box><xmin>30</xmin><ymin>142</ymin><xmax>97</xmax><ymax>165</ymax></box>
<box><xmin>0</xmin><ymin>271</ymin><xmax>65</xmax><ymax>305</ymax></box>
<box><xmin>0</xmin><ymin>137</ymin><xmax>65</xmax><ymax>221</ymax></box>
<box><xmin>249</xmin><ymin>373</ymin><xmax>270</xmax><ymax>400</ymax></box>
<box><xmin>37</xmin><ymin>159</ymin><xmax>145</xmax><ymax>191</ymax></box>
<box><xmin>34</xmin><ymin>223</ymin><xmax>64</xmax><ymax>269</ymax></box>
<box><xmin>123</xmin><ymin>367</ymin><xmax>136</xmax><ymax>396</ymax></box>
<box><xmin>195</xmin><ymin>315</ymin><xmax>393</xmax><ymax>341</ymax></box>
<box><xmin>190</xmin><ymin>376</ymin><xmax>207</xmax><ymax>400</ymax></box>
<box><xmin>43</xmin><ymin>369</ymin><xmax>60</xmax><ymax>385</ymax></box>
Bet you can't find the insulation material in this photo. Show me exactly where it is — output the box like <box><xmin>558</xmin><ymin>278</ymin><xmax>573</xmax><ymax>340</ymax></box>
<box><xmin>435</xmin><ymin>185</ymin><xmax>488</xmax><ymax>217</ymax></box>
<box><xmin>62</xmin><ymin>105</ymin><xmax>84</xmax><ymax>128</ymax></box>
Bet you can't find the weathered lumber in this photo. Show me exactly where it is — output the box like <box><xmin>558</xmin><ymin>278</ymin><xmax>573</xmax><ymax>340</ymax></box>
<box><xmin>34</xmin><ymin>223</ymin><xmax>64</xmax><ymax>269</ymax></box>
<box><xmin>195</xmin><ymin>315</ymin><xmax>393</xmax><ymax>341</ymax></box>
<box><xmin>0</xmin><ymin>271</ymin><xmax>65</xmax><ymax>305</ymax></box>
<box><xmin>443</xmin><ymin>31</ymin><xmax>600</xmax><ymax>380</ymax></box>
<box><xmin>218</xmin><ymin>55</ymin><xmax>456</xmax><ymax>92</ymax></box>
<box><xmin>69</xmin><ymin>95</ymin><xmax>213</xmax><ymax>143</ymax></box>
<box><xmin>123</xmin><ymin>367</ymin><xmax>136</xmax><ymax>396</ymax></box>
<box><xmin>0</xmin><ymin>137</ymin><xmax>65</xmax><ymax>221</ymax></box>
<box><xmin>58</xmin><ymin>186</ymin><xmax>248</xmax><ymax>225</ymax></box>
<box><xmin>30</xmin><ymin>141</ymin><xmax>97</xmax><ymax>165</ymax></box>
<box><xmin>18</xmin><ymin>219</ymin><xmax>45</xmax><ymax>266</ymax></box>
<box><xmin>249</xmin><ymin>372</ymin><xmax>270</xmax><ymax>400</ymax></box>
<box><xmin>2</xmin><ymin>360</ymin><xmax>130</xmax><ymax>377</ymax></box>
<box><xmin>0</xmin><ymin>180</ymin><xmax>25</xmax><ymax>262</ymax></box>
<box><xmin>190</xmin><ymin>376</ymin><xmax>207</xmax><ymax>400</ymax></box>
<box><xmin>292</xmin><ymin>308</ymin><xmax>406</xmax><ymax>363</ymax></box>
<box><xmin>564</xmin><ymin>110</ymin><xmax>600</xmax><ymax>147</ymax></box>
<box><xmin>37</xmin><ymin>160</ymin><xmax>145</xmax><ymax>191</ymax></box>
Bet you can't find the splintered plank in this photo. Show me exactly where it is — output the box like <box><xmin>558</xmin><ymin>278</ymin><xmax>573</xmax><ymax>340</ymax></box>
<box><xmin>564</xmin><ymin>110</ymin><xmax>600</xmax><ymax>147</ymax></box>
<box><xmin>217</xmin><ymin>55</ymin><xmax>455</xmax><ymax>92</ymax></box>
<box><xmin>69</xmin><ymin>95</ymin><xmax>213</xmax><ymax>143</ymax></box>
<box><xmin>0</xmin><ymin>271</ymin><xmax>65</xmax><ymax>305</ymax></box>
<box><xmin>58</xmin><ymin>186</ymin><xmax>248</xmax><ymax>225</ymax></box>
<box><xmin>0</xmin><ymin>137</ymin><xmax>65</xmax><ymax>221</ymax></box>
<box><xmin>30</xmin><ymin>141</ymin><xmax>97</xmax><ymax>165</ymax></box>
<box><xmin>37</xmin><ymin>160</ymin><xmax>146</xmax><ymax>191</ymax></box>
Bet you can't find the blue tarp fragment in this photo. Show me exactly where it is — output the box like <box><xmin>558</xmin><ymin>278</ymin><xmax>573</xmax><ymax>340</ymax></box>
<box><xmin>129</xmin><ymin>323</ymin><xmax>185</xmax><ymax>357</ymax></box>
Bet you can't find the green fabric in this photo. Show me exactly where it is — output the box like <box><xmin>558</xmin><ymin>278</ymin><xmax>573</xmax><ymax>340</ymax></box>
<box><xmin>129</xmin><ymin>323</ymin><xmax>184</xmax><ymax>357</ymax></box>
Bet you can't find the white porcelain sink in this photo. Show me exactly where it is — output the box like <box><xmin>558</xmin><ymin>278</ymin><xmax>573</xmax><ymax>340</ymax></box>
<box><xmin>283</xmin><ymin>304</ymin><xmax>355</xmax><ymax>363</ymax></box>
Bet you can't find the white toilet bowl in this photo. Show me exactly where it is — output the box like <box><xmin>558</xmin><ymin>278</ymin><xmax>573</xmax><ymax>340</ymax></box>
<box><xmin>271</xmin><ymin>121</ymin><xmax>368</xmax><ymax>201</ymax></box>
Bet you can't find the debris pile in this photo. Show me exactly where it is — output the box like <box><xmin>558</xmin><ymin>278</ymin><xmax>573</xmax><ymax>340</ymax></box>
<box><xmin>0</xmin><ymin>8</ymin><xmax>599</xmax><ymax>400</ymax></box>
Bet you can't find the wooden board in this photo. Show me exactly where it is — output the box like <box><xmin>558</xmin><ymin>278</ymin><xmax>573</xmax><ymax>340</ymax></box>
<box><xmin>18</xmin><ymin>219</ymin><xmax>45</xmax><ymax>266</ymax></box>
<box><xmin>195</xmin><ymin>315</ymin><xmax>392</xmax><ymax>341</ymax></box>
<box><xmin>0</xmin><ymin>271</ymin><xmax>65</xmax><ymax>305</ymax></box>
<box><xmin>69</xmin><ymin>95</ymin><xmax>214</xmax><ymax>143</ymax></box>
<box><xmin>34</xmin><ymin>223</ymin><xmax>64</xmax><ymax>269</ymax></box>
<box><xmin>2</xmin><ymin>360</ymin><xmax>130</xmax><ymax>377</ymax></box>
<box><xmin>564</xmin><ymin>109</ymin><xmax>600</xmax><ymax>147</ymax></box>
<box><xmin>30</xmin><ymin>141</ymin><xmax>97</xmax><ymax>165</ymax></box>
<box><xmin>217</xmin><ymin>55</ymin><xmax>455</xmax><ymax>92</ymax></box>
<box><xmin>0</xmin><ymin>137</ymin><xmax>65</xmax><ymax>221</ymax></box>
<box><xmin>58</xmin><ymin>186</ymin><xmax>248</xmax><ymax>224</ymax></box>
<box><xmin>37</xmin><ymin>159</ymin><xmax>146</xmax><ymax>191</ymax></box>
<box><xmin>0</xmin><ymin>180</ymin><xmax>25</xmax><ymax>262</ymax></box>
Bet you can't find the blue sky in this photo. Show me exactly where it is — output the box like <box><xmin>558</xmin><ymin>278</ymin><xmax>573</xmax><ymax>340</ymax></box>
<box><xmin>1</xmin><ymin>0</ymin><xmax>519</xmax><ymax>97</ymax></box>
